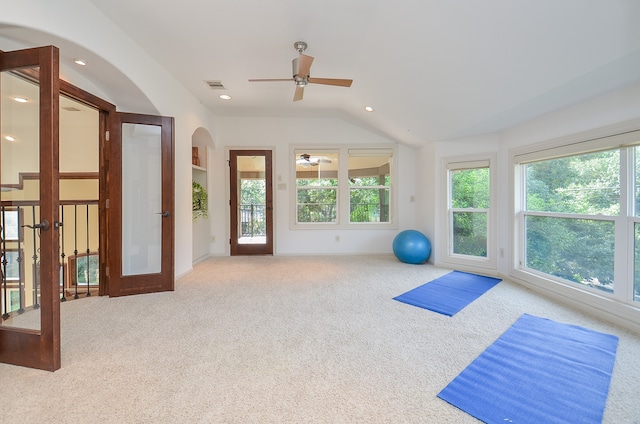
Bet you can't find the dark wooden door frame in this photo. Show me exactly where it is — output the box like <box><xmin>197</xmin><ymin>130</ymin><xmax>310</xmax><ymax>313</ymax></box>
<box><xmin>229</xmin><ymin>149</ymin><xmax>273</xmax><ymax>255</ymax></box>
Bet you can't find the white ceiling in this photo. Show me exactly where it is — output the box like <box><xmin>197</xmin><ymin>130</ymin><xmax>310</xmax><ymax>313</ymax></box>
<box><xmin>4</xmin><ymin>1</ymin><xmax>640</xmax><ymax>147</ymax></box>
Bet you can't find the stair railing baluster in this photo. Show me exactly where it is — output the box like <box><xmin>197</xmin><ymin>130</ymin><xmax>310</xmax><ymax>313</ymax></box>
<box><xmin>73</xmin><ymin>204</ymin><xmax>79</xmax><ymax>299</ymax></box>
<box><xmin>85</xmin><ymin>204</ymin><xmax>91</xmax><ymax>297</ymax></box>
<box><xmin>1</xmin><ymin>206</ymin><xmax>9</xmax><ymax>320</ymax></box>
<box><xmin>60</xmin><ymin>205</ymin><xmax>66</xmax><ymax>302</ymax></box>
<box><xmin>31</xmin><ymin>206</ymin><xmax>39</xmax><ymax>309</ymax></box>
<box><xmin>16</xmin><ymin>207</ymin><xmax>24</xmax><ymax>313</ymax></box>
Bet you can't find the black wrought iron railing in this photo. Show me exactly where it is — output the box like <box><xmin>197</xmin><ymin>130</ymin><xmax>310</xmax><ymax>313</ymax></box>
<box><xmin>296</xmin><ymin>203</ymin><xmax>336</xmax><ymax>223</ymax></box>
<box><xmin>350</xmin><ymin>203</ymin><xmax>389</xmax><ymax>223</ymax></box>
<box><xmin>1</xmin><ymin>202</ymin><xmax>99</xmax><ymax>320</ymax></box>
<box><xmin>240</xmin><ymin>204</ymin><xmax>266</xmax><ymax>237</ymax></box>
<box><xmin>295</xmin><ymin>202</ymin><xmax>389</xmax><ymax>223</ymax></box>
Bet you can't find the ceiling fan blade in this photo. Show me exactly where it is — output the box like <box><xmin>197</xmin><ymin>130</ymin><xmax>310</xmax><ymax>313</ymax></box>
<box><xmin>298</xmin><ymin>54</ymin><xmax>314</xmax><ymax>78</ymax></box>
<box><xmin>308</xmin><ymin>77</ymin><xmax>353</xmax><ymax>87</ymax></box>
<box><xmin>293</xmin><ymin>86</ymin><xmax>304</xmax><ymax>102</ymax></box>
<box><xmin>248</xmin><ymin>78</ymin><xmax>294</xmax><ymax>82</ymax></box>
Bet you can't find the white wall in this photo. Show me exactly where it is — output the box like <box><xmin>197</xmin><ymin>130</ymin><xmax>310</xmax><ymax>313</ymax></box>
<box><xmin>210</xmin><ymin>116</ymin><xmax>418</xmax><ymax>255</ymax></box>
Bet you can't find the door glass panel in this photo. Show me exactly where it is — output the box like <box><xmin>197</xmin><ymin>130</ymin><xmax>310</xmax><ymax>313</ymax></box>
<box><xmin>237</xmin><ymin>155</ymin><xmax>266</xmax><ymax>245</ymax></box>
<box><xmin>121</xmin><ymin>123</ymin><xmax>162</xmax><ymax>275</ymax></box>
<box><xmin>1</xmin><ymin>70</ymin><xmax>41</xmax><ymax>330</ymax></box>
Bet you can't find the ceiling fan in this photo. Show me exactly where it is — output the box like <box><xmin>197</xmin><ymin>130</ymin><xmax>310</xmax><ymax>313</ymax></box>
<box><xmin>296</xmin><ymin>153</ymin><xmax>332</xmax><ymax>167</ymax></box>
<box><xmin>249</xmin><ymin>41</ymin><xmax>353</xmax><ymax>102</ymax></box>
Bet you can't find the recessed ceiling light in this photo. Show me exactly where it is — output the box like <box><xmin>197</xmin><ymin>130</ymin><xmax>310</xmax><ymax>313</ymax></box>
<box><xmin>219</xmin><ymin>94</ymin><xmax>231</xmax><ymax>100</ymax></box>
<box><xmin>13</xmin><ymin>97</ymin><xmax>28</xmax><ymax>103</ymax></box>
<box><xmin>4</xmin><ymin>135</ymin><xmax>16</xmax><ymax>142</ymax></box>
<box><xmin>74</xmin><ymin>58</ymin><xmax>87</xmax><ymax>66</ymax></box>
<box><xmin>365</xmin><ymin>106</ymin><xmax>374</xmax><ymax>112</ymax></box>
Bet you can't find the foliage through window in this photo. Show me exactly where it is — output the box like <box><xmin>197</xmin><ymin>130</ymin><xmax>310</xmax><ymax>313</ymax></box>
<box><xmin>516</xmin><ymin>136</ymin><xmax>640</xmax><ymax>304</ymax></box>
<box><xmin>240</xmin><ymin>179</ymin><xmax>266</xmax><ymax>236</ymax></box>
<box><xmin>348</xmin><ymin>150</ymin><xmax>391</xmax><ymax>223</ymax></box>
<box><xmin>449</xmin><ymin>165</ymin><xmax>490</xmax><ymax>257</ymax></box>
<box><xmin>293</xmin><ymin>147</ymin><xmax>395</xmax><ymax>226</ymax></box>
<box><xmin>295</xmin><ymin>151</ymin><xmax>338</xmax><ymax>223</ymax></box>
<box><xmin>523</xmin><ymin>151</ymin><xmax>619</xmax><ymax>294</ymax></box>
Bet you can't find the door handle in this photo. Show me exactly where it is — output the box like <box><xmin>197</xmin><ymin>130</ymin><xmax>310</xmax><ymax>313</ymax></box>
<box><xmin>156</xmin><ymin>211</ymin><xmax>170</xmax><ymax>218</ymax></box>
<box><xmin>22</xmin><ymin>219</ymin><xmax>50</xmax><ymax>231</ymax></box>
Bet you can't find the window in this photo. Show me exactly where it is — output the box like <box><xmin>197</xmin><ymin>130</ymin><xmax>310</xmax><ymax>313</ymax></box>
<box><xmin>523</xmin><ymin>151</ymin><xmax>618</xmax><ymax>293</ymax></box>
<box><xmin>293</xmin><ymin>146</ymin><xmax>395</xmax><ymax>227</ymax></box>
<box><xmin>295</xmin><ymin>150</ymin><xmax>338</xmax><ymax>223</ymax></box>
<box><xmin>514</xmin><ymin>130</ymin><xmax>640</xmax><ymax>304</ymax></box>
<box><xmin>450</xmin><ymin>166</ymin><xmax>489</xmax><ymax>257</ymax></box>
<box><xmin>442</xmin><ymin>158</ymin><xmax>494</xmax><ymax>269</ymax></box>
<box><xmin>348</xmin><ymin>149</ymin><xmax>392</xmax><ymax>223</ymax></box>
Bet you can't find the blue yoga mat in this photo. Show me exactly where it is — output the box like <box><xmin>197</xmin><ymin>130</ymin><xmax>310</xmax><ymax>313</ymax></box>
<box><xmin>438</xmin><ymin>314</ymin><xmax>619</xmax><ymax>424</ymax></box>
<box><xmin>393</xmin><ymin>271</ymin><xmax>501</xmax><ymax>316</ymax></box>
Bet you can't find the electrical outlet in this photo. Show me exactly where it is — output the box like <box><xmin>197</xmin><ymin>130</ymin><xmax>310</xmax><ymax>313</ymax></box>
<box><xmin>500</xmin><ymin>248</ymin><xmax>504</xmax><ymax>258</ymax></box>
<box><xmin>335</xmin><ymin>235</ymin><xmax>340</xmax><ymax>242</ymax></box>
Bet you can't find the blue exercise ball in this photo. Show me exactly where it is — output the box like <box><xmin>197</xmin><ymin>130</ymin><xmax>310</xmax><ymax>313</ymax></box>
<box><xmin>393</xmin><ymin>230</ymin><xmax>431</xmax><ymax>264</ymax></box>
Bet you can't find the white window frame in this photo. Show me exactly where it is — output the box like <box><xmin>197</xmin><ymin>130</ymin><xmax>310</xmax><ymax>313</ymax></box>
<box><xmin>347</xmin><ymin>148</ymin><xmax>393</xmax><ymax>225</ymax></box>
<box><xmin>510</xmin><ymin>128</ymin><xmax>640</xmax><ymax>307</ymax></box>
<box><xmin>293</xmin><ymin>148</ymin><xmax>340</xmax><ymax>225</ymax></box>
<box><xmin>290</xmin><ymin>145</ymin><xmax>397</xmax><ymax>230</ymax></box>
<box><xmin>439</xmin><ymin>154</ymin><xmax>497</xmax><ymax>271</ymax></box>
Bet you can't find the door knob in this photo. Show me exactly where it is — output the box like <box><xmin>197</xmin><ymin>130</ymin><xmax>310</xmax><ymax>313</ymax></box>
<box><xmin>156</xmin><ymin>211</ymin><xmax>170</xmax><ymax>217</ymax></box>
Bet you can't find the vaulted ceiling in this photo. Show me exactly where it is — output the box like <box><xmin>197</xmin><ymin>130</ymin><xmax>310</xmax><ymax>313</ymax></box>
<box><xmin>3</xmin><ymin>1</ymin><xmax>640</xmax><ymax>147</ymax></box>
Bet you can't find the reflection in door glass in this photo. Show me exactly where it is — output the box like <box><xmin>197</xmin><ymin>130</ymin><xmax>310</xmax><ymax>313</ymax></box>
<box><xmin>1</xmin><ymin>70</ymin><xmax>42</xmax><ymax>330</ymax></box>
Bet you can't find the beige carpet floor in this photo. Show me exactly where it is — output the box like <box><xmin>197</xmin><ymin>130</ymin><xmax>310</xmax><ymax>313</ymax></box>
<box><xmin>1</xmin><ymin>255</ymin><xmax>639</xmax><ymax>423</ymax></box>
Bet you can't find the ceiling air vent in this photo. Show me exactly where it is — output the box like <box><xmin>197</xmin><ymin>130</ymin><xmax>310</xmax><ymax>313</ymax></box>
<box><xmin>205</xmin><ymin>80</ymin><xmax>225</xmax><ymax>89</ymax></box>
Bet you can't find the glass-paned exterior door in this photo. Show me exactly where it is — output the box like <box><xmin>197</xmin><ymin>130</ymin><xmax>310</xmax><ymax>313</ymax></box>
<box><xmin>230</xmin><ymin>150</ymin><xmax>273</xmax><ymax>255</ymax></box>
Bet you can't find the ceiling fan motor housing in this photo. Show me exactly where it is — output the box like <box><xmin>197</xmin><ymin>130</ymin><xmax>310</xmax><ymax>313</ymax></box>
<box><xmin>292</xmin><ymin>57</ymin><xmax>301</xmax><ymax>77</ymax></box>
